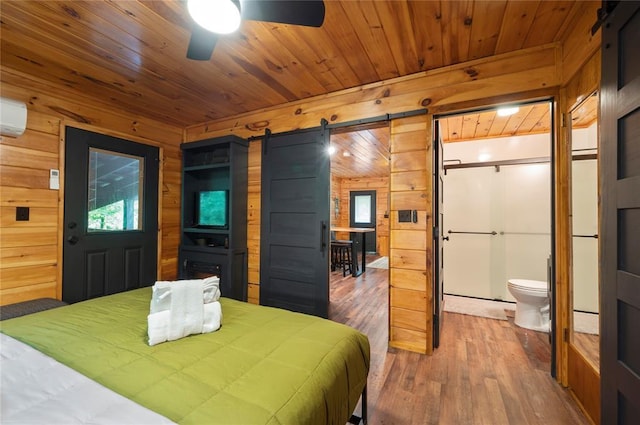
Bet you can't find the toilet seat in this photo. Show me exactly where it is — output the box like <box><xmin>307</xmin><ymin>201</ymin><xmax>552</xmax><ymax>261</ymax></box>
<box><xmin>508</xmin><ymin>279</ymin><xmax>547</xmax><ymax>292</ymax></box>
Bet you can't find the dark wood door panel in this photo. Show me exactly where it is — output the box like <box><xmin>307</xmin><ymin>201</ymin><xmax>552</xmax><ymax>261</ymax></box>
<box><xmin>600</xmin><ymin>3</ymin><xmax>640</xmax><ymax>423</ymax></box>
<box><xmin>260</xmin><ymin>126</ymin><xmax>330</xmax><ymax>318</ymax></box>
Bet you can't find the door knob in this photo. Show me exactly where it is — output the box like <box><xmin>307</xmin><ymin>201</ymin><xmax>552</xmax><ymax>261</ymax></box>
<box><xmin>443</xmin><ymin>236</ymin><xmax>450</xmax><ymax>241</ymax></box>
<box><xmin>67</xmin><ymin>235</ymin><xmax>79</xmax><ymax>245</ymax></box>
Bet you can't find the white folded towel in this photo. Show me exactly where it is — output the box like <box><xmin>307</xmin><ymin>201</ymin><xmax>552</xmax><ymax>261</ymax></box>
<box><xmin>147</xmin><ymin>277</ymin><xmax>223</xmax><ymax>346</ymax></box>
<box><xmin>150</xmin><ymin>276</ymin><xmax>220</xmax><ymax>314</ymax></box>
<box><xmin>168</xmin><ymin>279</ymin><xmax>204</xmax><ymax>341</ymax></box>
<box><xmin>148</xmin><ymin>302</ymin><xmax>222</xmax><ymax>346</ymax></box>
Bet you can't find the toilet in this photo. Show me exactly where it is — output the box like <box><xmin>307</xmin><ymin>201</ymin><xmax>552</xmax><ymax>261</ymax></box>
<box><xmin>507</xmin><ymin>279</ymin><xmax>550</xmax><ymax>332</ymax></box>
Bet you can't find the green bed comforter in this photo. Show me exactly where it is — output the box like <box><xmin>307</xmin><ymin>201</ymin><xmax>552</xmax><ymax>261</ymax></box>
<box><xmin>1</xmin><ymin>288</ymin><xmax>370</xmax><ymax>424</ymax></box>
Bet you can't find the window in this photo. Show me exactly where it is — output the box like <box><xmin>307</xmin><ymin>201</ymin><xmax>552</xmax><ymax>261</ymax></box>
<box><xmin>354</xmin><ymin>194</ymin><xmax>372</xmax><ymax>224</ymax></box>
<box><xmin>87</xmin><ymin>148</ymin><xmax>143</xmax><ymax>231</ymax></box>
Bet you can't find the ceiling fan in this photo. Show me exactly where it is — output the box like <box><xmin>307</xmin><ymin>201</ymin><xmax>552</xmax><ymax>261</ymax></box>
<box><xmin>186</xmin><ymin>0</ymin><xmax>326</xmax><ymax>61</ymax></box>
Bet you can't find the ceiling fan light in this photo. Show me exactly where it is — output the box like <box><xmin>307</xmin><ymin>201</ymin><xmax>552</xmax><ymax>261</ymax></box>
<box><xmin>188</xmin><ymin>0</ymin><xmax>241</xmax><ymax>35</ymax></box>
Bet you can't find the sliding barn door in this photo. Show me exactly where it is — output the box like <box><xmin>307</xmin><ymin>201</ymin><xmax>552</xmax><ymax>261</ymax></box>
<box><xmin>260</xmin><ymin>126</ymin><xmax>330</xmax><ymax>318</ymax></box>
<box><xmin>600</xmin><ymin>3</ymin><xmax>640</xmax><ymax>423</ymax></box>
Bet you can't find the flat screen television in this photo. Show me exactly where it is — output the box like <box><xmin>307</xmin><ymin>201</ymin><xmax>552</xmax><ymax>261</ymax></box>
<box><xmin>195</xmin><ymin>190</ymin><xmax>228</xmax><ymax>228</ymax></box>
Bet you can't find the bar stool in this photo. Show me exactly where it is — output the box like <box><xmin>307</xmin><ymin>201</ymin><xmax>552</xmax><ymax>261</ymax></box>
<box><xmin>331</xmin><ymin>240</ymin><xmax>353</xmax><ymax>277</ymax></box>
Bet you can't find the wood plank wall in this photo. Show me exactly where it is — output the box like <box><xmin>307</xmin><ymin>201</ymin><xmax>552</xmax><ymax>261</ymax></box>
<box><xmin>0</xmin><ymin>80</ymin><xmax>182</xmax><ymax>306</ymax></box>
<box><xmin>247</xmin><ymin>140</ymin><xmax>261</xmax><ymax>305</ymax></box>
<box><xmin>1</xmin><ymin>111</ymin><xmax>61</xmax><ymax>304</ymax></box>
<box><xmin>334</xmin><ymin>176</ymin><xmax>390</xmax><ymax>257</ymax></box>
<box><xmin>389</xmin><ymin>115</ymin><xmax>432</xmax><ymax>354</ymax></box>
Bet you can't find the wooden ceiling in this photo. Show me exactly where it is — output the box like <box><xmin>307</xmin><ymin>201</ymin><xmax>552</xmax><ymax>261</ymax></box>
<box><xmin>0</xmin><ymin>0</ymin><xmax>584</xmax><ymax>128</ymax></box>
<box><xmin>331</xmin><ymin>126</ymin><xmax>390</xmax><ymax>179</ymax></box>
<box><xmin>331</xmin><ymin>95</ymin><xmax>599</xmax><ymax>179</ymax></box>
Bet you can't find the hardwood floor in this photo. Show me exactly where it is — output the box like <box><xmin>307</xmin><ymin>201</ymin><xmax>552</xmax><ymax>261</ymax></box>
<box><xmin>329</xmin><ymin>264</ymin><xmax>589</xmax><ymax>425</ymax></box>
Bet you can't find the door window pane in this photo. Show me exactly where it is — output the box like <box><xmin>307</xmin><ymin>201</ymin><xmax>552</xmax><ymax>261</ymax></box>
<box><xmin>354</xmin><ymin>195</ymin><xmax>372</xmax><ymax>223</ymax></box>
<box><xmin>88</xmin><ymin>148</ymin><xmax>143</xmax><ymax>231</ymax></box>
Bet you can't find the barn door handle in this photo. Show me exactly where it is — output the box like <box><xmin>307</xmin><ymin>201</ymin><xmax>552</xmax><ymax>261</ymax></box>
<box><xmin>321</xmin><ymin>221</ymin><xmax>327</xmax><ymax>250</ymax></box>
<box><xmin>67</xmin><ymin>235</ymin><xmax>79</xmax><ymax>245</ymax></box>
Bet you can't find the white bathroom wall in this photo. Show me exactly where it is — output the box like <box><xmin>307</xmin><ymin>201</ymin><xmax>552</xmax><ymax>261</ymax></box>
<box><xmin>443</xmin><ymin>133</ymin><xmax>551</xmax><ymax>301</ymax></box>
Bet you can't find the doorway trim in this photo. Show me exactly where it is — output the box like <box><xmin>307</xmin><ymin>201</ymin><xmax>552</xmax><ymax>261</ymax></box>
<box><xmin>433</xmin><ymin>97</ymin><xmax>557</xmax><ymax>367</ymax></box>
<box><xmin>56</xmin><ymin>121</ymin><xmax>164</xmax><ymax>300</ymax></box>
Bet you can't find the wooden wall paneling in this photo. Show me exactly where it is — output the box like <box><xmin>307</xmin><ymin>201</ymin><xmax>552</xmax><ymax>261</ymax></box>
<box><xmin>0</xmin><ymin>108</ymin><xmax>60</xmax><ymax>305</ymax></box>
<box><xmin>0</xmin><ymin>282</ymin><xmax>58</xmax><ymax>307</ymax></box>
<box><xmin>558</xmin><ymin>1</ymin><xmax>601</xmax><ymax>85</ymax></box>
<box><xmin>0</xmin><ymin>245</ymin><xmax>57</xmax><ymax>269</ymax></box>
<box><xmin>391</xmin><ymin>287</ymin><xmax>428</xmax><ymax>312</ymax></box>
<box><xmin>390</xmin><ymin>268</ymin><xmax>428</xmax><ymax>292</ymax></box>
<box><xmin>568</xmin><ymin>344</ymin><xmax>601</xmax><ymax>422</ymax></box>
<box><xmin>339</xmin><ymin>176</ymin><xmax>390</xmax><ymax>256</ymax></box>
<box><xmin>247</xmin><ymin>140</ymin><xmax>262</xmax><ymax>304</ymax></box>
<box><xmin>0</xmin><ymin>81</ymin><xmax>182</xmax><ymax>306</ymax></box>
<box><xmin>389</xmin><ymin>307</ymin><xmax>428</xmax><ymax>333</ymax></box>
<box><xmin>388</xmin><ymin>114</ymin><xmax>432</xmax><ymax>355</ymax></box>
<box><xmin>555</xmin><ymin>86</ymin><xmax>572</xmax><ymax>387</ymax></box>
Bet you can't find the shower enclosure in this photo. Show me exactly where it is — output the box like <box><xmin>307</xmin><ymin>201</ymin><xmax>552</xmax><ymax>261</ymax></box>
<box><xmin>442</xmin><ymin>135</ymin><xmax>552</xmax><ymax>302</ymax></box>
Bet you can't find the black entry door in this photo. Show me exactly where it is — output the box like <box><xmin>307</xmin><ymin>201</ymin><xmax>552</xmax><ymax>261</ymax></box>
<box><xmin>600</xmin><ymin>3</ymin><xmax>640</xmax><ymax>423</ymax></box>
<box><xmin>433</xmin><ymin>120</ymin><xmax>445</xmax><ymax>348</ymax></box>
<box><xmin>63</xmin><ymin>127</ymin><xmax>159</xmax><ymax>303</ymax></box>
<box><xmin>349</xmin><ymin>190</ymin><xmax>377</xmax><ymax>253</ymax></box>
<box><xmin>260</xmin><ymin>126</ymin><xmax>330</xmax><ymax>318</ymax></box>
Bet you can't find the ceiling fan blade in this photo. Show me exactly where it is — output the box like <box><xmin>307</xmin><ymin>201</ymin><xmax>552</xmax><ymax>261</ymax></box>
<box><xmin>186</xmin><ymin>25</ymin><xmax>219</xmax><ymax>60</ymax></box>
<box><xmin>241</xmin><ymin>0</ymin><xmax>325</xmax><ymax>27</ymax></box>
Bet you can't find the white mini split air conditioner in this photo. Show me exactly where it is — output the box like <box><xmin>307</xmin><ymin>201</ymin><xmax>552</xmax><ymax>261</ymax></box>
<box><xmin>0</xmin><ymin>97</ymin><xmax>28</xmax><ymax>138</ymax></box>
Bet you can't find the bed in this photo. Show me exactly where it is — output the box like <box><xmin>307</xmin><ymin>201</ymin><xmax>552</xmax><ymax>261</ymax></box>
<box><xmin>0</xmin><ymin>287</ymin><xmax>370</xmax><ymax>424</ymax></box>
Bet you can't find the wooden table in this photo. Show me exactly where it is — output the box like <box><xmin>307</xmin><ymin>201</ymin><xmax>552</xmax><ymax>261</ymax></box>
<box><xmin>331</xmin><ymin>227</ymin><xmax>375</xmax><ymax>277</ymax></box>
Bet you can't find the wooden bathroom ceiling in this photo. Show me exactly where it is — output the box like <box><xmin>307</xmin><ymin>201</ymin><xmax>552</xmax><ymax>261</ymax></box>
<box><xmin>440</xmin><ymin>103</ymin><xmax>553</xmax><ymax>144</ymax></box>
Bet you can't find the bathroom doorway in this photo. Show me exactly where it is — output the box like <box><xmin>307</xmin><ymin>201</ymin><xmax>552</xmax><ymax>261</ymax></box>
<box><xmin>437</xmin><ymin>100</ymin><xmax>555</xmax><ymax>351</ymax></box>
